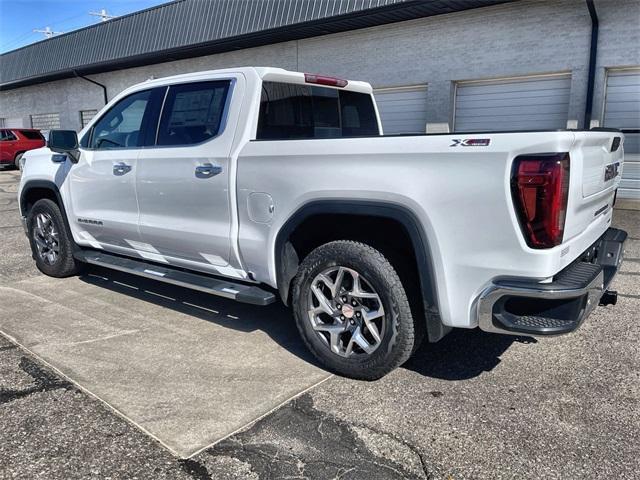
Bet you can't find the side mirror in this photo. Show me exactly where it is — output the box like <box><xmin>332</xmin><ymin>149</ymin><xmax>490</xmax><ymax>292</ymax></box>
<box><xmin>48</xmin><ymin>130</ymin><xmax>80</xmax><ymax>163</ymax></box>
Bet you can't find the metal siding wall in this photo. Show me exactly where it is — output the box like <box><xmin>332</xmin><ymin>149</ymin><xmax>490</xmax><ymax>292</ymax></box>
<box><xmin>374</xmin><ymin>86</ymin><xmax>428</xmax><ymax>134</ymax></box>
<box><xmin>454</xmin><ymin>74</ymin><xmax>571</xmax><ymax>132</ymax></box>
<box><xmin>604</xmin><ymin>69</ymin><xmax>640</xmax><ymax>200</ymax></box>
<box><xmin>0</xmin><ymin>0</ymin><xmax>420</xmax><ymax>87</ymax></box>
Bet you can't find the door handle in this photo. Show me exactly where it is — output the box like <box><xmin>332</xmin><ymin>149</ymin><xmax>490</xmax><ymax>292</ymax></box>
<box><xmin>113</xmin><ymin>162</ymin><xmax>132</xmax><ymax>176</ymax></box>
<box><xmin>195</xmin><ymin>163</ymin><xmax>222</xmax><ymax>178</ymax></box>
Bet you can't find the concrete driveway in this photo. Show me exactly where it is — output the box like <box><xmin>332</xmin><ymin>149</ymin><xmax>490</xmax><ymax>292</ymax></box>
<box><xmin>1</xmin><ymin>168</ymin><xmax>639</xmax><ymax>479</ymax></box>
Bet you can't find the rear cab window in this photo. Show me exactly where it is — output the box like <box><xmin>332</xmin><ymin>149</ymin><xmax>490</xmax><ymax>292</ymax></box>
<box><xmin>257</xmin><ymin>82</ymin><xmax>379</xmax><ymax>140</ymax></box>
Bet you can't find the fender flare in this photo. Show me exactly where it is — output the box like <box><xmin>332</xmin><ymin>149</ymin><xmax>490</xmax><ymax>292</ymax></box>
<box><xmin>20</xmin><ymin>180</ymin><xmax>78</xmax><ymax>251</ymax></box>
<box><xmin>274</xmin><ymin>200</ymin><xmax>448</xmax><ymax>342</ymax></box>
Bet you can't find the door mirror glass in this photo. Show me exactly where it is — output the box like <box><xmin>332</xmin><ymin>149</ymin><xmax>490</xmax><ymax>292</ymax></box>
<box><xmin>48</xmin><ymin>129</ymin><xmax>78</xmax><ymax>150</ymax></box>
<box><xmin>48</xmin><ymin>130</ymin><xmax>80</xmax><ymax>163</ymax></box>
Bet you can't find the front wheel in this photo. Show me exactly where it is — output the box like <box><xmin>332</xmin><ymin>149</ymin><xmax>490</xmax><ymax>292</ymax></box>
<box><xmin>27</xmin><ymin>199</ymin><xmax>82</xmax><ymax>277</ymax></box>
<box><xmin>291</xmin><ymin>240</ymin><xmax>417</xmax><ymax>380</ymax></box>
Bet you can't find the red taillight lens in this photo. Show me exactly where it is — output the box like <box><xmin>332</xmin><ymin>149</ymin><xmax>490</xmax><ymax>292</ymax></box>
<box><xmin>304</xmin><ymin>73</ymin><xmax>348</xmax><ymax>87</ymax></box>
<box><xmin>511</xmin><ymin>153</ymin><xmax>570</xmax><ymax>249</ymax></box>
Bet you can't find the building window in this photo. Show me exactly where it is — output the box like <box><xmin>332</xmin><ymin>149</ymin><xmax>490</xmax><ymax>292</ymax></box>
<box><xmin>0</xmin><ymin>118</ymin><xmax>5</xmax><ymax>128</ymax></box>
<box><xmin>80</xmin><ymin>109</ymin><xmax>98</xmax><ymax>128</ymax></box>
<box><xmin>30</xmin><ymin>113</ymin><xmax>61</xmax><ymax>130</ymax></box>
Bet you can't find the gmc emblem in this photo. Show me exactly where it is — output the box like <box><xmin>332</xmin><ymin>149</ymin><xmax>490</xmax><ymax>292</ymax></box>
<box><xmin>604</xmin><ymin>162</ymin><xmax>620</xmax><ymax>182</ymax></box>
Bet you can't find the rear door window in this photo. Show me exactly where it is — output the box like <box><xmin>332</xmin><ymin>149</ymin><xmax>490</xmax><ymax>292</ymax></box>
<box><xmin>19</xmin><ymin>130</ymin><xmax>45</xmax><ymax>140</ymax></box>
<box><xmin>156</xmin><ymin>81</ymin><xmax>230</xmax><ymax>146</ymax></box>
<box><xmin>257</xmin><ymin>82</ymin><xmax>379</xmax><ymax>140</ymax></box>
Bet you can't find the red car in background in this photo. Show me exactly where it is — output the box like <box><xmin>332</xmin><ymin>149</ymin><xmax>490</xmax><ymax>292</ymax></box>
<box><xmin>0</xmin><ymin>128</ymin><xmax>46</xmax><ymax>169</ymax></box>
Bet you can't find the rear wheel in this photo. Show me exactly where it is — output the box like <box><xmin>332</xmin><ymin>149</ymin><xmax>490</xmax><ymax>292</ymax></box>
<box><xmin>27</xmin><ymin>199</ymin><xmax>82</xmax><ymax>277</ymax></box>
<box><xmin>292</xmin><ymin>240</ymin><xmax>417</xmax><ymax>380</ymax></box>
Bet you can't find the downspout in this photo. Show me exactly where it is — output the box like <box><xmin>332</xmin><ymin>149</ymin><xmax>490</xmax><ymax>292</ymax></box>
<box><xmin>74</xmin><ymin>70</ymin><xmax>108</xmax><ymax>105</ymax></box>
<box><xmin>584</xmin><ymin>0</ymin><xmax>599</xmax><ymax>129</ymax></box>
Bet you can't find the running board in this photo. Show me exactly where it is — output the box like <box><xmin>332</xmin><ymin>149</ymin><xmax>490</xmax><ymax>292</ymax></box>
<box><xmin>74</xmin><ymin>250</ymin><xmax>276</xmax><ymax>306</ymax></box>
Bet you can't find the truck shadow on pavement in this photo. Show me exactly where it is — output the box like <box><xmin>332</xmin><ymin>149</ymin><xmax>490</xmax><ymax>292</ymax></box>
<box><xmin>405</xmin><ymin>329</ymin><xmax>536</xmax><ymax>381</ymax></box>
<box><xmin>79</xmin><ymin>264</ymin><xmax>535</xmax><ymax>382</ymax></box>
<box><xmin>78</xmin><ymin>265</ymin><xmax>325</xmax><ymax>370</ymax></box>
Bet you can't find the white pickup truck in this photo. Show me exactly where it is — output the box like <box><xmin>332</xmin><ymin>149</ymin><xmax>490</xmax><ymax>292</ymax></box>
<box><xmin>18</xmin><ymin>67</ymin><xmax>627</xmax><ymax>379</ymax></box>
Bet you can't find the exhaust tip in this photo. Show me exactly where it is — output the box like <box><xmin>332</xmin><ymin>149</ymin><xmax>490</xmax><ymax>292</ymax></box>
<box><xmin>599</xmin><ymin>290</ymin><xmax>618</xmax><ymax>306</ymax></box>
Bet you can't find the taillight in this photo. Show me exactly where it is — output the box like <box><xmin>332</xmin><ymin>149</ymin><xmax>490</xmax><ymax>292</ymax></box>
<box><xmin>511</xmin><ymin>153</ymin><xmax>570</xmax><ymax>249</ymax></box>
<box><xmin>304</xmin><ymin>73</ymin><xmax>348</xmax><ymax>88</ymax></box>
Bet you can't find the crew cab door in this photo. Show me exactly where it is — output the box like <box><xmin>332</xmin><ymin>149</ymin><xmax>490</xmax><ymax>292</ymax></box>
<box><xmin>68</xmin><ymin>87</ymin><xmax>164</xmax><ymax>250</ymax></box>
<box><xmin>135</xmin><ymin>77</ymin><xmax>242</xmax><ymax>274</ymax></box>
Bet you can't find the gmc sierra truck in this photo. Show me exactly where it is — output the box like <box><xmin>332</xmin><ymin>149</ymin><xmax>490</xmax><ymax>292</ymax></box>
<box><xmin>18</xmin><ymin>67</ymin><xmax>627</xmax><ymax>379</ymax></box>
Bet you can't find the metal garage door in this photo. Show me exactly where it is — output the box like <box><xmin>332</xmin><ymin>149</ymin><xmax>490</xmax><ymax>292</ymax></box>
<box><xmin>374</xmin><ymin>85</ymin><xmax>428</xmax><ymax>134</ymax></box>
<box><xmin>454</xmin><ymin>74</ymin><xmax>571</xmax><ymax>132</ymax></box>
<box><xmin>604</xmin><ymin>68</ymin><xmax>640</xmax><ymax>200</ymax></box>
<box><xmin>4</xmin><ymin>117</ymin><xmax>26</xmax><ymax>128</ymax></box>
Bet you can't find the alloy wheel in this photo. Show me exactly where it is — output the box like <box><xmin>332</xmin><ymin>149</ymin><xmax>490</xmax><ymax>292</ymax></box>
<box><xmin>307</xmin><ymin>266</ymin><xmax>385</xmax><ymax>357</ymax></box>
<box><xmin>33</xmin><ymin>212</ymin><xmax>60</xmax><ymax>265</ymax></box>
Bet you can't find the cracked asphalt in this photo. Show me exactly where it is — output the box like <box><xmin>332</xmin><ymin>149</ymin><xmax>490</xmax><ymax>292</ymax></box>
<box><xmin>1</xmin><ymin>169</ymin><xmax>640</xmax><ymax>479</ymax></box>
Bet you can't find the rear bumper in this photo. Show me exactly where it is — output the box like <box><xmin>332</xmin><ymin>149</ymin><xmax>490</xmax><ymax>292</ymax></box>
<box><xmin>477</xmin><ymin>228</ymin><xmax>627</xmax><ymax>336</ymax></box>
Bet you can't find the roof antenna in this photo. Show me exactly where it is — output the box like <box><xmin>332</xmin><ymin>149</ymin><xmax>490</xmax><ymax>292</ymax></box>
<box><xmin>89</xmin><ymin>9</ymin><xmax>117</xmax><ymax>22</ymax></box>
<box><xmin>33</xmin><ymin>26</ymin><xmax>63</xmax><ymax>39</ymax></box>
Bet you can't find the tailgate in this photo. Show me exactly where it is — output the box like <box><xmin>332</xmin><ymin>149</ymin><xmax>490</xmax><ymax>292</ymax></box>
<box><xmin>563</xmin><ymin>130</ymin><xmax>624</xmax><ymax>241</ymax></box>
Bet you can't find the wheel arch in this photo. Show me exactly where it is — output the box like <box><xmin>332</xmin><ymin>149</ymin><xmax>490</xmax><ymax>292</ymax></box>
<box><xmin>20</xmin><ymin>180</ymin><xmax>77</xmax><ymax>251</ymax></box>
<box><xmin>274</xmin><ymin>200</ymin><xmax>448</xmax><ymax>343</ymax></box>
<box><xmin>20</xmin><ymin>180</ymin><xmax>64</xmax><ymax>216</ymax></box>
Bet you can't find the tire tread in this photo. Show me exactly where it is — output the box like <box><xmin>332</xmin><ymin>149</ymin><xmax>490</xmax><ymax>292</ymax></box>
<box><xmin>28</xmin><ymin>198</ymin><xmax>81</xmax><ymax>278</ymax></box>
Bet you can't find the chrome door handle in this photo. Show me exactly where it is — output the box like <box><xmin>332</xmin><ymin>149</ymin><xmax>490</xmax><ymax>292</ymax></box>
<box><xmin>195</xmin><ymin>163</ymin><xmax>222</xmax><ymax>178</ymax></box>
<box><xmin>113</xmin><ymin>162</ymin><xmax>132</xmax><ymax>176</ymax></box>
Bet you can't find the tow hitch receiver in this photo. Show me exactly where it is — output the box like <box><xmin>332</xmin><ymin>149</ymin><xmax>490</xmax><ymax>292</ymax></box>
<box><xmin>599</xmin><ymin>290</ymin><xmax>618</xmax><ymax>306</ymax></box>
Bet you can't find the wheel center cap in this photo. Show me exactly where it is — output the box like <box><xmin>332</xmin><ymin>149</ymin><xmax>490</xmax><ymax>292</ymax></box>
<box><xmin>342</xmin><ymin>304</ymin><xmax>355</xmax><ymax>319</ymax></box>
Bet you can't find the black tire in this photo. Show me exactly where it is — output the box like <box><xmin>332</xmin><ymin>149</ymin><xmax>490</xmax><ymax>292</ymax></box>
<box><xmin>14</xmin><ymin>152</ymin><xmax>23</xmax><ymax>170</ymax></box>
<box><xmin>291</xmin><ymin>240</ymin><xmax>417</xmax><ymax>380</ymax></box>
<box><xmin>27</xmin><ymin>199</ymin><xmax>82</xmax><ymax>278</ymax></box>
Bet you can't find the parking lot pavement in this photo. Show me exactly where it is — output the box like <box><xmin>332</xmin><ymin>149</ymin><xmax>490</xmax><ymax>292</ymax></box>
<box><xmin>1</xmin><ymin>168</ymin><xmax>639</xmax><ymax>479</ymax></box>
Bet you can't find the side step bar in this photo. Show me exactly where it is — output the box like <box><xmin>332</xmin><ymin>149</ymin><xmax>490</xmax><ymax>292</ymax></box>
<box><xmin>74</xmin><ymin>250</ymin><xmax>276</xmax><ymax>306</ymax></box>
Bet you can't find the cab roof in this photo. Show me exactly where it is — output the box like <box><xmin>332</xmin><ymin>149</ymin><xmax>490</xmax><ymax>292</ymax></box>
<box><xmin>126</xmin><ymin>66</ymin><xmax>373</xmax><ymax>95</ymax></box>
